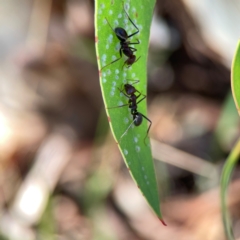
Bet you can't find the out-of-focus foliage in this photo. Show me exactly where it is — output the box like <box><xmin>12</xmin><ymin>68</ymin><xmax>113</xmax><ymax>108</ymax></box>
<box><xmin>220</xmin><ymin>40</ymin><xmax>240</xmax><ymax>240</ymax></box>
<box><xmin>231</xmin><ymin>40</ymin><xmax>240</xmax><ymax>115</ymax></box>
<box><xmin>221</xmin><ymin>139</ymin><xmax>240</xmax><ymax>240</ymax></box>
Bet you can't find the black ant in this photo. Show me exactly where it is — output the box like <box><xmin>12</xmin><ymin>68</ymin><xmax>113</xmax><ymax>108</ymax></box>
<box><xmin>101</xmin><ymin>3</ymin><xmax>140</xmax><ymax>70</ymax></box>
<box><xmin>108</xmin><ymin>80</ymin><xmax>152</xmax><ymax>144</ymax></box>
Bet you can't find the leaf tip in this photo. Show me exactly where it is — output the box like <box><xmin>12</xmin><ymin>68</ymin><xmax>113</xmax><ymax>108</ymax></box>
<box><xmin>159</xmin><ymin>218</ymin><xmax>167</xmax><ymax>226</ymax></box>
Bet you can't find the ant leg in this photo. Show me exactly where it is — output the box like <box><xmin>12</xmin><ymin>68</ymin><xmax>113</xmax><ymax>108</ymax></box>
<box><xmin>141</xmin><ymin>114</ymin><xmax>152</xmax><ymax>145</ymax></box>
<box><xmin>122</xmin><ymin>61</ymin><xmax>128</xmax><ymax>70</ymax></box>
<box><xmin>107</xmin><ymin>103</ymin><xmax>129</xmax><ymax>109</ymax></box>
<box><xmin>128</xmin><ymin>39</ymin><xmax>140</xmax><ymax>45</ymax></box>
<box><xmin>122</xmin><ymin>2</ymin><xmax>139</xmax><ymax>38</ymax></box>
<box><xmin>136</xmin><ymin>95</ymin><xmax>146</xmax><ymax>103</ymax></box>
<box><xmin>128</xmin><ymin>47</ymin><xmax>137</xmax><ymax>52</ymax></box>
<box><xmin>117</xmin><ymin>83</ymin><xmax>124</xmax><ymax>92</ymax></box>
<box><xmin>120</xmin><ymin>119</ymin><xmax>136</xmax><ymax>139</ymax></box>
<box><xmin>118</xmin><ymin>87</ymin><xmax>131</xmax><ymax>98</ymax></box>
<box><xmin>105</xmin><ymin>17</ymin><xmax>115</xmax><ymax>33</ymax></box>
<box><xmin>134</xmin><ymin>56</ymin><xmax>141</xmax><ymax>63</ymax></box>
<box><xmin>101</xmin><ymin>48</ymin><xmax>123</xmax><ymax>70</ymax></box>
<box><xmin>125</xmin><ymin>79</ymin><xmax>140</xmax><ymax>85</ymax></box>
<box><xmin>101</xmin><ymin>57</ymin><xmax>121</xmax><ymax>70</ymax></box>
<box><xmin>135</xmin><ymin>88</ymin><xmax>146</xmax><ymax>97</ymax></box>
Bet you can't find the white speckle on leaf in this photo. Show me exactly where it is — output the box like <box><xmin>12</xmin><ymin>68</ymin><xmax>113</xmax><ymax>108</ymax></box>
<box><xmin>106</xmin><ymin>44</ymin><xmax>109</xmax><ymax>49</ymax></box>
<box><xmin>115</xmin><ymin>44</ymin><xmax>120</xmax><ymax>51</ymax></box>
<box><xmin>101</xmin><ymin>54</ymin><xmax>107</xmax><ymax>62</ymax></box>
<box><xmin>103</xmin><ymin>19</ymin><xmax>107</xmax><ymax>25</ymax></box>
<box><xmin>131</xmin><ymin>73</ymin><xmax>136</xmax><ymax>78</ymax></box>
<box><xmin>103</xmin><ymin>78</ymin><xmax>107</xmax><ymax>83</ymax></box>
<box><xmin>98</xmin><ymin>9</ymin><xmax>102</xmax><ymax>15</ymax></box>
<box><xmin>115</xmin><ymin>75</ymin><xmax>119</xmax><ymax>80</ymax></box>
<box><xmin>112</xmin><ymin>55</ymin><xmax>117</xmax><ymax>61</ymax></box>
<box><xmin>123</xmin><ymin>72</ymin><xmax>127</xmax><ymax>78</ymax></box>
<box><xmin>118</xmin><ymin>13</ymin><xmax>122</xmax><ymax>18</ymax></box>
<box><xmin>101</xmin><ymin>3</ymin><xmax>105</xmax><ymax>9</ymax></box>
<box><xmin>142</xmin><ymin>166</ymin><xmax>145</xmax><ymax>171</ymax></box>
<box><xmin>107</xmin><ymin>69</ymin><xmax>111</xmax><ymax>75</ymax></box>
<box><xmin>123</xmin><ymin>149</ymin><xmax>128</xmax><ymax>155</ymax></box>
<box><xmin>114</xmin><ymin>20</ymin><xmax>119</xmax><ymax>27</ymax></box>
<box><xmin>134</xmin><ymin>137</ymin><xmax>138</xmax><ymax>143</ymax></box>
<box><xmin>118</xmin><ymin>101</ymin><xmax>124</xmax><ymax>106</ymax></box>
<box><xmin>130</xmin><ymin>24</ymin><xmax>135</xmax><ymax>32</ymax></box>
<box><xmin>147</xmin><ymin>181</ymin><xmax>150</xmax><ymax>185</ymax></box>
<box><xmin>124</xmin><ymin>3</ymin><xmax>130</xmax><ymax>11</ymax></box>
<box><xmin>115</xmin><ymin>69</ymin><xmax>119</xmax><ymax>74</ymax></box>
<box><xmin>110</xmin><ymin>91</ymin><xmax>115</xmax><ymax>96</ymax></box>
<box><xmin>132</xmin><ymin>7</ymin><xmax>136</xmax><ymax>13</ymax></box>
<box><xmin>102</xmin><ymin>72</ymin><xmax>106</xmax><ymax>77</ymax></box>
<box><xmin>135</xmin><ymin>146</ymin><xmax>140</xmax><ymax>152</ymax></box>
<box><xmin>112</xmin><ymin>81</ymin><xmax>116</xmax><ymax>86</ymax></box>
<box><xmin>144</xmin><ymin>175</ymin><xmax>147</xmax><ymax>179</ymax></box>
<box><xmin>124</xmin><ymin>117</ymin><xmax>129</xmax><ymax>124</ymax></box>
<box><xmin>108</xmin><ymin>35</ymin><xmax>113</xmax><ymax>44</ymax></box>
<box><xmin>109</xmin><ymin>10</ymin><xmax>113</xmax><ymax>15</ymax></box>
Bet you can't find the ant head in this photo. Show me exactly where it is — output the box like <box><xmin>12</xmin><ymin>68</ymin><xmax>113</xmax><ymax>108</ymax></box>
<box><xmin>124</xmin><ymin>84</ymin><xmax>136</xmax><ymax>95</ymax></box>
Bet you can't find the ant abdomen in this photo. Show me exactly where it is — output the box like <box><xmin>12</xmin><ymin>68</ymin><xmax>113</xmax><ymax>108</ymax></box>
<box><xmin>134</xmin><ymin>114</ymin><xmax>143</xmax><ymax>126</ymax></box>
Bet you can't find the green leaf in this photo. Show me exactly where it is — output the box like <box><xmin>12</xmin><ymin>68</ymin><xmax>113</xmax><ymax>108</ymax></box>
<box><xmin>231</xmin><ymin>40</ymin><xmax>240</xmax><ymax>115</ymax></box>
<box><xmin>220</xmin><ymin>139</ymin><xmax>240</xmax><ymax>240</ymax></box>
<box><xmin>95</xmin><ymin>0</ymin><xmax>165</xmax><ymax>222</ymax></box>
<box><xmin>215</xmin><ymin>92</ymin><xmax>239</xmax><ymax>151</ymax></box>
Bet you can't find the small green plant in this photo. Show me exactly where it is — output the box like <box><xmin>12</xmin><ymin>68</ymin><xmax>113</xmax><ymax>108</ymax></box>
<box><xmin>95</xmin><ymin>0</ymin><xmax>165</xmax><ymax>222</ymax></box>
<box><xmin>220</xmin><ymin>40</ymin><xmax>240</xmax><ymax>240</ymax></box>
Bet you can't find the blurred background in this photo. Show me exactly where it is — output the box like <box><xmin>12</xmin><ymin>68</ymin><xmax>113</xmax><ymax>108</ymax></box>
<box><xmin>0</xmin><ymin>0</ymin><xmax>240</xmax><ymax>239</ymax></box>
